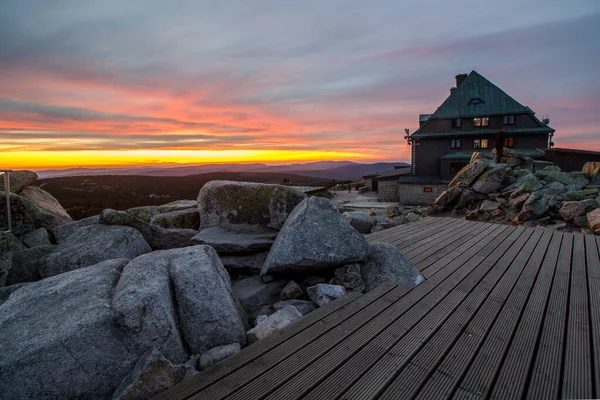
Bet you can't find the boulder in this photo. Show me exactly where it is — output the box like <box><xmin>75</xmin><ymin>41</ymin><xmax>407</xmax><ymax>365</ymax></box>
<box><xmin>219</xmin><ymin>252</ymin><xmax>268</xmax><ymax>275</ymax></box>
<box><xmin>7</xmin><ymin>245</ymin><xmax>56</xmax><ymax>285</ymax></box>
<box><xmin>307</xmin><ymin>284</ymin><xmax>346</xmax><ymax>307</ymax></box>
<box><xmin>560</xmin><ymin>201</ymin><xmax>587</xmax><ymax>222</ymax></box>
<box><xmin>232</xmin><ymin>276</ymin><xmax>287</xmax><ymax>311</ymax></box>
<box><xmin>150</xmin><ymin>208</ymin><xmax>200</xmax><ymax>230</ymax></box>
<box><xmin>114</xmin><ymin>245</ymin><xmax>247</xmax><ymax>356</ymax></box>
<box><xmin>51</xmin><ymin>215</ymin><xmax>100</xmax><ymax>244</ymax></box>
<box><xmin>508</xmin><ymin>174</ymin><xmax>544</xmax><ymax>199</ymax></box>
<box><xmin>539</xmin><ymin>181</ymin><xmax>567</xmax><ymax>197</ymax></box>
<box><xmin>542</xmin><ymin>171</ymin><xmax>579</xmax><ymax>187</ymax></box>
<box><xmin>457</xmin><ymin>188</ymin><xmax>487</xmax><ymax>209</ymax></box>
<box><xmin>39</xmin><ymin>224</ymin><xmax>151</xmax><ymax>278</ymax></box>
<box><xmin>569</xmin><ymin>171</ymin><xmax>590</xmax><ymax>186</ymax></box>
<box><xmin>583</xmin><ymin>162</ymin><xmax>600</xmax><ymax>177</ymax></box>
<box><xmin>274</xmin><ymin>300</ymin><xmax>318</xmax><ymax>316</ymax></box>
<box><xmin>191</xmin><ymin>227</ymin><xmax>277</xmax><ymax>253</ymax></box>
<box><xmin>361</xmin><ymin>243</ymin><xmax>424</xmax><ymax>292</ymax></box>
<box><xmin>0</xmin><ymin>282</ymin><xmax>28</xmax><ymax>305</ymax></box>
<box><xmin>432</xmin><ymin>186</ymin><xmax>463</xmax><ymax>209</ymax></box>
<box><xmin>112</xmin><ymin>349</ymin><xmax>188</xmax><ymax>400</ymax></box>
<box><xmin>533</xmin><ymin>160</ymin><xmax>555</xmax><ymax>172</ymax></box>
<box><xmin>588</xmin><ymin>208</ymin><xmax>600</xmax><ymax>234</ymax></box>
<box><xmin>126</xmin><ymin>200</ymin><xmax>198</xmax><ymax>223</ymax></box>
<box><xmin>0</xmin><ymin>192</ymin><xmax>36</xmax><ymax>236</ymax></box>
<box><xmin>199</xmin><ymin>343</ymin><xmax>241</xmax><ymax>370</ymax></box>
<box><xmin>472</xmin><ymin>164</ymin><xmax>507</xmax><ymax>194</ymax></box>
<box><xmin>509</xmin><ymin>193</ymin><xmax>530</xmax><ymax>209</ymax></box>
<box><xmin>246</xmin><ymin>306</ymin><xmax>302</xmax><ymax>343</ymax></box>
<box><xmin>261</xmin><ymin>197</ymin><xmax>369</xmax><ymax>276</ymax></box>
<box><xmin>280</xmin><ymin>280</ymin><xmax>304</xmax><ymax>300</ymax></box>
<box><xmin>0</xmin><ymin>259</ymin><xmax>151</xmax><ymax>399</ymax></box>
<box><xmin>1</xmin><ymin>170</ymin><xmax>38</xmax><ymax>193</ymax></box>
<box><xmin>19</xmin><ymin>186</ymin><xmax>72</xmax><ymax>229</ymax></box>
<box><xmin>480</xmin><ymin>200</ymin><xmax>500</xmax><ymax>213</ymax></box>
<box><xmin>470</xmin><ymin>152</ymin><xmax>493</xmax><ymax>163</ymax></box>
<box><xmin>515</xmin><ymin>192</ymin><xmax>550</xmax><ymax>223</ymax></box>
<box><xmin>374</xmin><ymin>216</ymin><xmax>395</xmax><ymax>229</ymax></box>
<box><xmin>100</xmin><ymin>209</ymin><xmax>198</xmax><ymax>250</ymax></box>
<box><xmin>574</xmin><ymin>216</ymin><xmax>588</xmax><ymax>228</ymax></box>
<box><xmin>198</xmin><ymin>181</ymin><xmax>306</xmax><ymax>232</ymax></box>
<box><xmin>329</xmin><ymin>263</ymin><xmax>366</xmax><ymax>293</ymax></box>
<box><xmin>448</xmin><ymin>159</ymin><xmax>490</xmax><ymax>188</ymax></box>
<box><xmin>0</xmin><ymin>232</ymin><xmax>14</xmax><ymax>286</ymax></box>
<box><xmin>20</xmin><ymin>227</ymin><xmax>52</xmax><ymax>247</ymax></box>
<box><xmin>343</xmin><ymin>211</ymin><xmax>374</xmax><ymax>234</ymax></box>
<box><xmin>564</xmin><ymin>189</ymin><xmax>599</xmax><ymax>202</ymax></box>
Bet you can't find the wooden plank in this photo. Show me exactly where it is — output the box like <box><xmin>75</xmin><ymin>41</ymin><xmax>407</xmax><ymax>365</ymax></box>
<box><xmin>380</xmin><ymin>219</ymin><xmax>465</xmax><ymax>250</ymax></box>
<box><xmin>454</xmin><ymin>229</ymin><xmax>553</xmax><ymax>398</ymax></box>
<box><xmin>401</xmin><ymin>220</ymin><xmax>481</xmax><ymax>260</ymax></box>
<box><xmin>263</xmin><ymin>226</ymin><xmax>514</xmax><ymax>400</ymax></box>
<box><xmin>585</xmin><ymin>234</ymin><xmax>600</xmax><ymax>396</ymax></box>
<box><xmin>378</xmin><ymin>227</ymin><xmax>533</xmax><ymax>399</ymax></box>
<box><xmin>153</xmin><ymin>284</ymin><xmax>393</xmax><ymax>400</ymax></box>
<box><xmin>367</xmin><ymin>217</ymin><xmax>450</xmax><ymax>243</ymax></box>
<box><xmin>489</xmin><ymin>231</ymin><xmax>562</xmax><ymax>399</ymax></box>
<box><xmin>201</xmin><ymin>225</ymin><xmax>510</xmax><ymax>400</ymax></box>
<box><xmin>413</xmin><ymin>228</ymin><xmax>545</xmax><ymax>399</ymax></box>
<box><xmin>525</xmin><ymin>233</ymin><xmax>573</xmax><ymax>398</ymax></box>
<box><xmin>561</xmin><ymin>233</ymin><xmax>593</xmax><ymax>399</ymax></box>
<box><xmin>335</xmin><ymin>227</ymin><xmax>524</xmax><ymax>400</ymax></box>
<box><xmin>396</xmin><ymin>219</ymin><xmax>472</xmax><ymax>256</ymax></box>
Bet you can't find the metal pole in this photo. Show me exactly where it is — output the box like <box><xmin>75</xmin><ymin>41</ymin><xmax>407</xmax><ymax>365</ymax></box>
<box><xmin>3</xmin><ymin>170</ymin><xmax>12</xmax><ymax>233</ymax></box>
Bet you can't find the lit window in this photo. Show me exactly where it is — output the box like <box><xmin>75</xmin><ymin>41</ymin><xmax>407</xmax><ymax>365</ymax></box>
<box><xmin>452</xmin><ymin>118</ymin><xmax>462</xmax><ymax>128</ymax></box>
<box><xmin>424</xmin><ymin>187</ymin><xmax>433</xmax><ymax>193</ymax></box>
<box><xmin>451</xmin><ymin>139</ymin><xmax>461</xmax><ymax>149</ymax></box>
<box><xmin>503</xmin><ymin>137</ymin><xmax>514</xmax><ymax>147</ymax></box>
<box><xmin>503</xmin><ymin>115</ymin><xmax>515</xmax><ymax>125</ymax></box>
<box><xmin>474</xmin><ymin>117</ymin><xmax>489</xmax><ymax>127</ymax></box>
<box><xmin>473</xmin><ymin>139</ymin><xmax>489</xmax><ymax>149</ymax></box>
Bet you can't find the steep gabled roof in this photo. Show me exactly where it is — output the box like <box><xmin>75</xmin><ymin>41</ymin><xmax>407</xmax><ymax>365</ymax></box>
<box><xmin>430</xmin><ymin>70</ymin><xmax>530</xmax><ymax>119</ymax></box>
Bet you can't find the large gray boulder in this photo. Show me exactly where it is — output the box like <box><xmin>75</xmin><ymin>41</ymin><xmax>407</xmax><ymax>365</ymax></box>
<box><xmin>560</xmin><ymin>201</ymin><xmax>587</xmax><ymax>222</ymax></box>
<box><xmin>515</xmin><ymin>192</ymin><xmax>550</xmax><ymax>223</ymax></box>
<box><xmin>342</xmin><ymin>211</ymin><xmax>374</xmax><ymax>234</ymax></box>
<box><xmin>100</xmin><ymin>209</ymin><xmax>198</xmax><ymax>250</ymax></box>
<box><xmin>150</xmin><ymin>208</ymin><xmax>200</xmax><ymax>230</ymax></box>
<box><xmin>261</xmin><ymin>197</ymin><xmax>369</xmax><ymax>276</ymax></box>
<box><xmin>126</xmin><ymin>200</ymin><xmax>198</xmax><ymax>223</ymax></box>
<box><xmin>0</xmin><ymin>232</ymin><xmax>14</xmax><ymax>286</ymax></box>
<box><xmin>508</xmin><ymin>174</ymin><xmax>544</xmax><ymax>199</ymax></box>
<box><xmin>431</xmin><ymin>186</ymin><xmax>463</xmax><ymax>209</ymax></box>
<box><xmin>192</xmin><ymin>227</ymin><xmax>277</xmax><ymax>253</ymax></box>
<box><xmin>198</xmin><ymin>181</ymin><xmax>306</xmax><ymax>232</ymax></box>
<box><xmin>0</xmin><ymin>192</ymin><xmax>36</xmax><ymax>236</ymax></box>
<box><xmin>448</xmin><ymin>159</ymin><xmax>489</xmax><ymax>188</ymax></box>
<box><xmin>0</xmin><ymin>259</ymin><xmax>147</xmax><ymax>399</ymax></box>
<box><xmin>51</xmin><ymin>215</ymin><xmax>100</xmax><ymax>244</ymax></box>
<box><xmin>471</xmin><ymin>164</ymin><xmax>507</xmax><ymax>194</ymax></box>
<box><xmin>113</xmin><ymin>245</ymin><xmax>247</xmax><ymax>356</ymax></box>
<box><xmin>19</xmin><ymin>186</ymin><xmax>72</xmax><ymax>229</ymax></box>
<box><xmin>219</xmin><ymin>252</ymin><xmax>268</xmax><ymax>274</ymax></box>
<box><xmin>112</xmin><ymin>349</ymin><xmax>189</xmax><ymax>400</ymax></box>
<box><xmin>7</xmin><ymin>245</ymin><xmax>56</xmax><ymax>285</ymax></box>
<box><xmin>20</xmin><ymin>227</ymin><xmax>52</xmax><ymax>247</ymax></box>
<box><xmin>361</xmin><ymin>243</ymin><xmax>424</xmax><ymax>292</ymax></box>
<box><xmin>232</xmin><ymin>276</ymin><xmax>287</xmax><ymax>311</ymax></box>
<box><xmin>1</xmin><ymin>170</ymin><xmax>38</xmax><ymax>193</ymax></box>
<box><xmin>39</xmin><ymin>224</ymin><xmax>151</xmax><ymax>278</ymax></box>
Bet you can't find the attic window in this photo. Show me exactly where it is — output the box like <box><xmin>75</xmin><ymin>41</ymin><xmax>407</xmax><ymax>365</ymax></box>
<box><xmin>503</xmin><ymin>115</ymin><xmax>515</xmax><ymax>125</ymax></box>
<box><xmin>473</xmin><ymin>117</ymin><xmax>489</xmax><ymax>127</ymax></box>
<box><xmin>468</xmin><ymin>98</ymin><xmax>485</xmax><ymax>106</ymax></box>
<box><xmin>451</xmin><ymin>118</ymin><xmax>461</xmax><ymax>128</ymax></box>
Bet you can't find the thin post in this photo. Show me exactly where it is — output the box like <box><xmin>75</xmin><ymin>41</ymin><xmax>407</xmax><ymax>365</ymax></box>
<box><xmin>3</xmin><ymin>170</ymin><xmax>12</xmax><ymax>233</ymax></box>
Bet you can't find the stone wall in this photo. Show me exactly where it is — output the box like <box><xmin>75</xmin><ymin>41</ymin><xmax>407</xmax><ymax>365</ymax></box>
<box><xmin>397</xmin><ymin>183</ymin><xmax>447</xmax><ymax>205</ymax></box>
<box><xmin>377</xmin><ymin>180</ymin><xmax>398</xmax><ymax>202</ymax></box>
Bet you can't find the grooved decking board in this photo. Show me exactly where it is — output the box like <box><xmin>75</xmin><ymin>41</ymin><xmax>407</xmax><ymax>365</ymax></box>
<box><xmin>378</xmin><ymin>227</ymin><xmax>533</xmax><ymax>400</ymax></box>
<box><xmin>392</xmin><ymin>219</ymin><xmax>472</xmax><ymax>257</ymax></box>
<box><xmin>412</xmin><ymin>228</ymin><xmax>545</xmax><ymax>400</ymax></box>
<box><xmin>380</xmin><ymin>219</ymin><xmax>465</xmax><ymax>250</ymax></box>
<box><xmin>489</xmin><ymin>231</ymin><xmax>562</xmax><ymax>399</ymax></box>
<box><xmin>526</xmin><ymin>233</ymin><xmax>574</xmax><ymax>399</ymax></box>
<box><xmin>269</xmin><ymin>226</ymin><xmax>514</xmax><ymax>400</ymax></box>
<box><xmin>454</xmin><ymin>229</ymin><xmax>553</xmax><ymax>398</ymax></box>
<box><xmin>153</xmin><ymin>285</ymin><xmax>389</xmax><ymax>400</ymax></box>
<box><xmin>586</xmin><ymin>234</ymin><xmax>600</xmax><ymax>394</ymax></box>
<box><xmin>366</xmin><ymin>217</ymin><xmax>452</xmax><ymax>244</ymax></box>
<box><xmin>562</xmin><ymin>233</ymin><xmax>593</xmax><ymax>399</ymax></box>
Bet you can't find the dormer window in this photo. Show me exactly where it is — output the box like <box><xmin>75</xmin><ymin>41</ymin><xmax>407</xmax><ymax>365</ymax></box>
<box><xmin>468</xmin><ymin>98</ymin><xmax>485</xmax><ymax>106</ymax></box>
<box><xmin>503</xmin><ymin>115</ymin><xmax>515</xmax><ymax>125</ymax></box>
<box><xmin>473</xmin><ymin>117</ymin><xmax>489</xmax><ymax>127</ymax></box>
<box><xmin>451</xmin><ymin>118</ymin><xmax>461</xmax><ymax>128</ymax></box>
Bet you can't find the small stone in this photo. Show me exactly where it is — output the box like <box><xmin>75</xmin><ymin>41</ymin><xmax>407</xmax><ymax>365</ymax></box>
<box><xmin>280</xmin><ymin>280</ymin><xmax>304</xmax><ymax>300</ymax></box>
<box><xmin>246</xmin><ymin>306</ymin><xmax>302</xmax><ymax>343</ymax></box>
<box><xmin>274</xmin><ymin>300</ymin><xmax>317</xmax><ymax>316</ymax></box>
<box><xmin>255</xmin><ymin>315</ymin><xmax>269</xmax><ymax>326</ymax></box>
<box><xmin>479</xmin><ymin>200</ymin><xmax>500</xmax><ymax>213</ymax></box>
<box><xmin>406</xmin><ymin>212</ymin><xmax>420</xmax><ymax>223</ymax></box>
<box><xmin>19</xmin><ymin>228</ymin><xmax>52</xmax><ymax>248</ymax></box>
<box><xmin>330</xmin><ymin>264</ymin><xmax>366</xmax><ymax>293</ymax></box>
<box><xmin>307</xmin><ymin>284</ymin><xmax>346</xmax><ymax>307</ymax></box>
<box><xmin>199</xmin><ymin>344</ymin><xmax>241</xmax><ymax>370</ymax></box>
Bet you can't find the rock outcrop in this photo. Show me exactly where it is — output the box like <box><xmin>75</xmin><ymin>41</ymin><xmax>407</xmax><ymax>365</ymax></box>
<box><xmin>19</xmin><ymin>186</ymin><xmax>72</xmax><ymax>229</ymax></box>
<box><xmin>361</xmin><ymin>243</ymin><xmax>424</xmax><ymax>292</ymax></box>
<box><xmin>1</xmin><ymin>170</ymin><xmax>38</xmax><ymax>193</ymax></box>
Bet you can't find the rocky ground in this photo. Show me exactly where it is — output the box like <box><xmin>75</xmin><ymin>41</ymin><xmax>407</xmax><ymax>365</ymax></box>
<box><xmin>0</xmin><ymin>175</ymin><xmax>424</xmax><ymax>400</ymax></box>
<box><xmin>430</xmin><ymin>149</ymin><xmax>600</xmax><ymax>235</ymax></box>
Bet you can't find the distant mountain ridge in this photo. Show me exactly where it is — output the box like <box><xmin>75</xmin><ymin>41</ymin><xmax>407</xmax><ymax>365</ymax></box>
<box><xmin>35</xmin><ymin>161</ymin><xmax>410</xmax><ymax>182</ymax></box>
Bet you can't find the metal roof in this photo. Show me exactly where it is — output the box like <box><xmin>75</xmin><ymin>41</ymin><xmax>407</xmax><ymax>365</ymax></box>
<box><xmin>429</xmin><ymin>71</ymin><xmax>530</xmax><ymax>119</ymax></box>
<box><xmin>411</xmin><ymin>126</ymin><xmax>553</xmax><ymax>139</ymax></box>
<box><xmin>372</xmin><ymin>167</ymin><xmax>412</xmax><ymax>180</ymax></box>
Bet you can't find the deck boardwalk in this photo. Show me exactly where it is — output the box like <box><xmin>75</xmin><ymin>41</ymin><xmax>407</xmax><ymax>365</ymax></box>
<box><xmin>155</xmin><ymin>217</ymin><xmax>600</xmax><ymax>400</ymax></box>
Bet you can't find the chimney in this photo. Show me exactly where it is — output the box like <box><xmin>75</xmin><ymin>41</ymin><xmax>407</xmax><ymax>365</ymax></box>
<box><xmin>455</xmin><ymin>73</ymin><xmax>467</xmax><ymax>87</ymax></box>
<box><xmin>450</xmin><ymin>87</ymin><xmax>457</xmax><ymax>95</ymax></box>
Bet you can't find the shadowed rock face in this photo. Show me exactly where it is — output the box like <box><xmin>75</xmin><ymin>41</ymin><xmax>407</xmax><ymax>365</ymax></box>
<box><xmin>261</xmin><ymin>197</ymin><xmax>369</xmax><ymax>276</ymax></box>
<box><xmin>19</xmin><ymin>186</ymin><xmax>72</xmax><ymax>229</ymax></box>
<box><xmin>198</xmin><ymin>180</ymin><xmax>306</xmax><ymax>232</ymax></box>
<box><xmin>361</xmin><ymin>243</ymin><xmax>424</xmax><ymax>292</ymax></box>
<box><xmin>1</xmin><ymin>170</ymin><xmax>38</xmax><ymax>193</ymax></box>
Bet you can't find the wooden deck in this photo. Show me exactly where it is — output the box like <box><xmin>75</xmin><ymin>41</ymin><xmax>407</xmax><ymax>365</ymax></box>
<box><xmin>155</xmin><ymin>217</ymin><xmax>600</xmax><ymax>400</ymax></box>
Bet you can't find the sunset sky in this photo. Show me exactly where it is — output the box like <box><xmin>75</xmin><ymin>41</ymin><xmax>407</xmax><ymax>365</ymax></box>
<box><xmin>1</xmin><ymin>0</ymin><xmax>599</xmax><ymax>169</ymax></box>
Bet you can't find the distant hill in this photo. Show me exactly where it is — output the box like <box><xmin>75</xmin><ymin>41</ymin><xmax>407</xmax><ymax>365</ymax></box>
<box><xmin>35</xmin><ymin>171</ymin><xmax>324</xmax><ymax>220</ymax></box>
<box><xmin>35</xmin><ymin>161</ymin><xmax>409</xmax><ymax>181</ymax></box>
